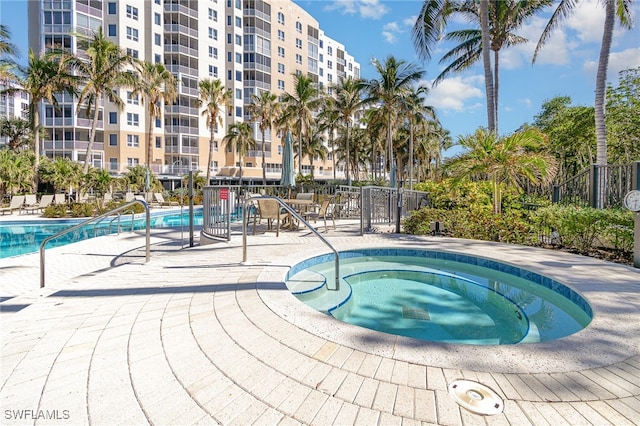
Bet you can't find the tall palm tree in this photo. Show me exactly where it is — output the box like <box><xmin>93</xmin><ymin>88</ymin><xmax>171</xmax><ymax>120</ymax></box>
<box><xmin>398</xmin><ymin>86</ymin><xmax>434</xmax><ymax>189</ymax></box>
<box><xmin>534</xmin><ymin>0</ymin><xmax>634</xmax><ymax>167</ymax></box>
<box><xmin>197</xmin><ymin>78</ymin><xmax>232</xmax><ymax>184</ymax></box>
<box><xmin>332</xmin><ymin>76</ymin><xmax>365</xmax><ymax>186</ymax></box>
<box><xmin>62</xmin><ymin>27</ymin><xmax>135</xmax><ymax>173</ymax></box>
<box><xmin>38</xmin><ymin>156</ymin><xmax>83</xmax><ymax>195</ymax></box>
<box><xmin>0</xmin><ymin>117</ymin><xmax>32</xmax><ymax>151</ymax></box>
<box><xmin>362</xmin><ymin>56</ymin><xmax>424</xmax><ymax>182</ymax></box>
<box><xmin>444</xmin><ymin>128</ymin><xmax>557</xmax><ymax>214</ymax></box>
<box><xmin>0</xmin><ymin>24</ymin><xmax>17</xmax><ymax>81</ymax></box>
<box><xmin>478</xmin><ymin>0</ymin><xmax>496</xmax><ymax>132</ymax></box>
<box><xmin>246</xmin><ymin>90</ymin><xmax>280</xmax><ymax>185</ymax></box>
<box><xmin>221</xmin><ymin>121</ymin><xmax>256</xmax><ymax>182</ymax></box>
<box><xmin>305</xmin><ymin>123</ymin><xmax>328</xmax><ymax>179</ymax></box>
<box><xmin>13</xmin><ymin>48</ymin><xmax>76</xmax><ymax>189</ymax></box>
<box><xmin>316</xmin><ymin>97</ymin><xmax>341</xmax><ymax>180</ymax></box>
<box><xmin>132</xmin><ymin>60</ymin><xmax>178</xmax><ymax>173</ymax></box>
<box><xmin>280</xmin><ymin>73</ymin><xmax>321</xmax><ymax>175</ymax></box>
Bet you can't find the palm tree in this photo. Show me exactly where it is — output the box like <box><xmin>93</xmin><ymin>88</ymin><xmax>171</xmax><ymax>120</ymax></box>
<box><xmin>246</xmin><ymin>90</ymin><xmax>280</xmax><ymax>185</ymax></box>
<box><xmin>197</xmin><ymin>78</ymin><xmax>232</xmax><ymax>184</ymax></box>
<box><xmin>0</xmin><ymin>117</ymin><xmax>32</xmax><ymax>151</ymax></box>
<box><xmin>305</xmin><ymin>124</ymin><xmax>328</xmax><ymax>179</ymax></box>
<box><xmin>0</xmin><ymin>24</ymin><xmax>17</xmax><ymax>81</ymax></box>
<box><xmin>38</xmin><ymin>156</ymin><xmax>83</xmax><ymax>195</ymax></box>
<box><xmin>332</xmin><ymin>76</ymin><xmax>365</xmax><ymax>186</ymax></box>
<box><xmin>13</xmin><ymin>48</ymin><xmax>76</xmax><ymax>190</ymax></box>
<box><xmin>62</xmin><ymin>27</ymin><xmax>135</xmax><ymax>173</ymax></box>
<box><xmin>222</xmin><ymin>122</ymin><xmax>256</xmax><ymax>182</ymax></box>
<box><xmin>362</xmin><ymin>56</ymin><xmax>424</xmax><ymax>182</ymax></box>
<box><xmin>316</xmin><ymin>97</ymin><xmax>341</xmax><ymax>181</ymax></box>
<box><xmin>444</xmin><ymin>128</ymin><xmax>557</xmax><ymax>214</ymax></box>
<box><xmin>0</xmin><ymin>149</ymin><xmax>34</xmax><ymax>196</ymax></box>
<box><xmin>132</xmin><ymin>60</ymin><xmax>178</xmax><ymax>174</ymax></box>
<box><xmin>280</xmin><ymin>73</ymin><xmax>321</xmax><ymax>175</ymax></box>
<box><xmin>534</xmin><ymin>0</ymin><xmax>634</xmax><ymax>167</ymax></box>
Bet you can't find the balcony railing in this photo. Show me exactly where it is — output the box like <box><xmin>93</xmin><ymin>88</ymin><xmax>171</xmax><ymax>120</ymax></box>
<box><xmin>167</xmin><ymin>64</ymin><xmax>198</xmax><ymax>77</ymax></box>
<box><xmin>164</xmin><ymin>3</ymin><xmax>197</xmax><ymax>18</ymax></box>
<box><xmin>164</xmin><ymin>23</ymin><xmax>198</xmax><ymax>38</ymax></box>
<box><xmin>164</xmin><ymin>44</ymin><xmax>198</xmax><ymax>57</ymax></box>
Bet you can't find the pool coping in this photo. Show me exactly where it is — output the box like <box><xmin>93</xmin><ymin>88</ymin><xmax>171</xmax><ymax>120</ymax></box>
<box><xmin>256</xmin><ymin>234</ymin><xmax>640</xmax><ymax>374</ymax></box>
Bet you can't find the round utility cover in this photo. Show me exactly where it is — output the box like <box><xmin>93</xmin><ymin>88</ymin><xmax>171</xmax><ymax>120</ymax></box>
<box><xmin>448</xmin><ymin>380</ymin><xmax>504</xmax><ymax>416</ymax></box>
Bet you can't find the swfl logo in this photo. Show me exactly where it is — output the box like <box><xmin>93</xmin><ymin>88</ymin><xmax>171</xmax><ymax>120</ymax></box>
<box><xmin>4</xmin><ymin>409</ymin><xmax>70</xmax><ymax>420</ymax></box>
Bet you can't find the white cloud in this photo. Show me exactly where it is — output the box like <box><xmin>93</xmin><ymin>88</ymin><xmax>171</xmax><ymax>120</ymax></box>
<box><xmin>565</xmin><ymin>0</ymin><xmax>605</xmax><ymax>43</ymax></box>
<box><xmin>382</xmin><ymin>22</ymin><xmax>400</xmax><ymax>44</ymax></box>
<box><xmin>323</xmin><ymin>0</ymin><xmax>388</xmax><ymax>20</ymax></box>
<box><xmin>424</xmin><ymin>75</ymin><xmax>484</xmax><ymax>112</ymax></box>
<box><xmin>583</xmin><ymin>47</ymin><xmax>640</xmax><ymax>81</ymax></box>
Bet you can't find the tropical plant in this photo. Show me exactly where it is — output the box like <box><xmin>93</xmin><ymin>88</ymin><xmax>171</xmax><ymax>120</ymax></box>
<box><xmin>132</xmin><ymin>60</ymin><xmax>178</xmax><ymax>171</ymax></box>
<box><xmin>0</xmin><ymin>117</ymin><xmax>32</xmax><ymax>151</ymax></box>
<box><xmin>222</xmin><ymin>122</ymin><xmax>256</xmax><ymax>182</ymax></box>
<box><xmin>83</xmin><ymin>167</ymin><xmax>113</xmax><ymax>199</ymax></box>
<box><xmin>443</xmin><ymin>128</ymin><xmax>557</xmax><ymax>214</ymax></box>
<box><xmin>0</xmin><ymin>148</ymin><xmax>34</xmax><ymax>196</ymax></box>
<box><xmin>331</xmin><ymin>76</ymin><xmax>366</xmax><ymax>185</ymax></box>
<box><xmin>362</xmin><ymin>56</ymin><xmax>424</xmax><ymax>182</ymax></box>
<box><xmin>0</xmin><ymin>24</ymin><xmax>17</xmax><ymax>81</ymax></box>
<box><xmin>62</xmin><ymin>27</ymin><xmax>135</xmax><ymax>173</ymax></box>
<box><xmin>606</xmin><ymin>67</ymin><xmax>640</xmax><ymax>164</ymax></box>
<box><xmin>246</xmin><ymin>90</ymin><xmax>280</xmax><ymax>185</ymax></box>
<box><xmin>38</xmin><ymin>156</ymin><xmax>82</xmax><ymax>195</ymax></box>
<box><xmin>305</xmin><ymin>124</ymin><xmax>328</xmax><ymax>179</ymax></box>
<box><xmin>11</xmin><ymin>48</ymin><xmax>76</xmax><ymax>189</ymax></box>
<box><xmin>124</xmin><ymin>165</ymin><xmax>159</xmax><ymax>193</ymax></box>
<box><xmin>280</xmin><ymin>73</ymin><xmax>321</xmax><ymax>175</ymax></box>
<box><xmin>316</xmin><ymin>97</ymin><xmax>341</xmax><ymax>180</ymax></box>
<box><xmin>533</xmin><ymin>0</ymin><xmax>635</xmax><ymax>167</ymax></box>
<box><xmin>197</xmin><ymin>78</ymin><xmax>232</xmax><ymax>184</ymax></box>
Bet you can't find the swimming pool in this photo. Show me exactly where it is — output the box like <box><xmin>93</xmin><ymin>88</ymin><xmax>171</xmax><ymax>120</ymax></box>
<box><xmin>0</xmin><ymin>208</ymin><xmax>203</xmax><ymax>259</ymax></box>
<box><xmin>286</xmin><ymin>248</ymin><xmax>593</xmax><ymax>345</ymax></box>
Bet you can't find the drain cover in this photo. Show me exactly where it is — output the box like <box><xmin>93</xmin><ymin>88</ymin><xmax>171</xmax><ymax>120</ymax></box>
<box><xmin>448</xmin><ymin>380</ymin><xmax>504</xmax><ymax>415</ymax></box>
<box><xmin>402</xmin><ymin>306</ymin><xmax>430</xmax><ymax>321</ymax></box>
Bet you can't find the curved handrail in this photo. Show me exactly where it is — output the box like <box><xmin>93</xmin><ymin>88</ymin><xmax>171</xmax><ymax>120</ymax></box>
<box><xmin>40</xmin><ymin>200</ymin><xmax>150</xmax><ymax>288</ymax></box>
<box><xmin>241</xmin><ymin>196</ymin><xmax>340</xmax><ymax>291</ymax></box>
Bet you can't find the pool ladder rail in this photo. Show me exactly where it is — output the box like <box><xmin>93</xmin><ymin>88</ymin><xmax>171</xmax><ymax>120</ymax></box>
<box><xmin>39</xmin><ymin>199</ymin><xmax>151</xmax><ymax>288</ymax></box>
<box><xmin>241</xmin><ymin>196</ymin><xmax>340</xmax><ymax>291</ymax></box>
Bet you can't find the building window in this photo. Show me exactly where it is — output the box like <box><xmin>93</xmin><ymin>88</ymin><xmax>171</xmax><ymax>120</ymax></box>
<box><xmin>235</xmin><ymin>71</ymin><xmax>241</xmax><ymax>81</ymax></box>
<box><xmin>235</xmin><ymin>89</ymin><xmax>242</xmax><ymax>99</ymax></box>
<box><xmin>235</xmin><ymin>0</ymin><xmax>241</xmax><ymax>9</ymax></box>
<box><xmin>235</xmin><ymin>35</ymin><xmax>242</xmax><ymax>46</ymax></box>
<box><xmin>277</xmin><ymin>63</ymin><xmax>284</xmax><ymax>74</ymax></box>
<box><xmin>154</xmin><ymin>0</ymin><xmax>160</xmax><ymax>4</ymax></box>
<box><xmin>155</xmin><ymin>118</ymin><xmax>161</xmax><ymax>128</ymax></box>
<box><xmin>209</xmin><ymin>65</ymin><xmax>218</xmax><ymax>77</ymax></box>
<box><xmin>235</xmin><ymin>52</ymin><xmax>242</xmax><ymax>64</ymax></box>
<box><xmin>327</xmin><ymin>46</ymin><xmax>332</xmax><ymax>55</ymax></box>
<box><xmin>126</xmin><ymin>5</ymin><xmax>138</xmax><ymax>20</ymax></box>
<box><xmin>126</xmin><ymin>48</ymin><xmax>139</xmax><ymax>59</ymax></box>
<box><xmin>227</xmin><ymin>33</ymin><xmax>232</xmax><ymax>44</ymax></box>
<box><xmin>235</xmin><ymin>107</ymin><xmax>242</xmax><ymax>117</ymax></box>
<box><xmin>126</xmin><ymin>27</ymin><xmax>138</xmax><ymax>41</ymax></box>
<box><xmin>155</xmin><ymin>137</ymin><xmax>162</xmax><ymax>148</ymax></box>
<box><xmin>108</xmin><ymin>112</ymin><xmax>117</xmax><ymax>124</ymax></box>
<box><xmin>296</xmin><ymin>21</ymin><xmax>302</xmax><ymax>32</ymax></box>
<box><xmin>327</xmin><ymin>60</ymin><xmax>332</xmax><ymax>69</ymax></box>
<box><xmin>154</xmin><ymin>33</ymin><xmax>161</xmax><ymax>46</ymax></box>
<box><xmin>209</xmin><ymin>46</ymin><xmax>218</xmax><ymax>59</ymax></box>
<box><xmin>154</xmin><ymin>54</ymin><xmax>161</xmax><ymax>64</ymax></box>
<box><xmin>278</xmin><ymin>12</ymin><xmax>284</xmax><ymax>24</ymax></box>
<box><xmin>107</xmin><ymin>2</ymin><xmax>116</xmax><ymax>14</ymax></box>
<box><xmin>126</xmin><ymin>91</ymin><xmax>139</xmax><ymax>105</ymax></box>
<box><xmin>227</xmin><ymin>52</ymin><xmax>232</xmax><ymax>62</ymax></box>
<box><xmin>278</xmin><ymin>80</ymin><xmax>284</xmax><ymax>90</ymax></box>
<box><xmin>328</xmin><ymin>74</ymin><xmax>332</xmax><ymax>83</ymax></box>
<box><xmin>109</xmin><ymin>158</ymin><xmax>118</xmax><ymax>170</ymax></box>
<box><xmin>296</xmin><ymin>38</ymin><xmax>302</xmax><ymax>49</ymax></box>
<box><xmin>209</xmin><ymin>8</ymin><xmax>217</xmax><ymax>21</ymax></box>
<box><xmin>278</xmin><ymin>30</ymin><xmax>284</xmax><ymax>41</ymax></box>
<box><xmin>154</xmin><ymin>13</ymin><xmax>161</xmax><ymax>25</ymax></box>
<box><xmin>209</xmin><ymin>28</ymin><xmax>217</xmax><ymax>40</ymax></box>
<box><xmin>277</xmin><ymin>46</ymin><xmax>285</xmax><ymax>57</ymax></box>
<box><xmin>235</xmin><ymin>16</ymin><xmax>241</xmax><ymax>27</ymax></box>
<box><xmin>127</xmin><ymin>157</ymin><xmax>139</xmax><ymax>166</ymax></box>
<box><xmin>109</xmin><ymin>134</ymin><xmax>117</xmax><ymax>146</ymax></box>
<box><xmin>295</xmin><ymin>54</ymin><xmax>302</xmax><ymax>65</ymax></box>
<box><xmin>107</xmin><ymin>24</ymin><xmax>117</xmax><ymax>37</ymax></box>
<box><xmin>127</xmin><ymin>113</ymin><xmax>139</xmax><ymax>126</ymax></box>
<box><xmin>127</xmin><ymin>135</ymin><xmax>139</xmax><ymax>147</ymax></box>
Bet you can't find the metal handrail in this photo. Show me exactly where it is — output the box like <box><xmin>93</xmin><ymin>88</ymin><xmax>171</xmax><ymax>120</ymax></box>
<box><xmin>241</xmin><ymin>196</ymin><xmax>340</xmax><ymax>291</ymax></box>
<box><xmin>40</xmin><ymin>200</ymin><xmax>151</xmax><ymax>288</ymax></box>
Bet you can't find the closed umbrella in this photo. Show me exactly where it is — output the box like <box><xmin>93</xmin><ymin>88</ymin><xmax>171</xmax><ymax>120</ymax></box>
<box><xmin>281</xmin><ymin>131</ymin><xmax>296</xmax><ymax>192</ymax></box>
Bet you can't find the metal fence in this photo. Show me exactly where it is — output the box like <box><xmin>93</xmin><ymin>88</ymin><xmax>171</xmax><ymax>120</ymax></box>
<box><xmin>553</xmin><ymin>162</ymin><xmax>639</xmax><ymax>208</ymax></box>
<box><xmin>360</xmin><ymin>186</ymin><xmax>429</xmax><ymax>233</ymax></box>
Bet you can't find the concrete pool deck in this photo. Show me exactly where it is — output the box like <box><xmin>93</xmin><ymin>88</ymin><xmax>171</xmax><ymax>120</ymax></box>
<box><xmin>1</xmin><ymin>218</ymin><xmax>639</xmax><ymax>425</ymax></box>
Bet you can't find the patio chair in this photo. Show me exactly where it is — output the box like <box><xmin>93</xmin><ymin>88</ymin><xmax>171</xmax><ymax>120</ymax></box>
<box><xmin>302</xmin><ymin>198</ymin><xmax>336</xmax><ymax>233</ymax></box>
<box><xmin>0</xmin><ymin>195</ymin><xmax>25</xmax><ymax>215</ymax></box>
<box><xmin>153</xmin><ymin>192</ymin><xmax>179</xmax><ymax>208</ymax></box>
<box><xmin>125</xmin><ymin>192</ymin><xmax>135</xmax><ymax>202</ymax></box>
<box><xmin>54</xmin><ymin>193</ymin><xmax>66</xmax><ymax>205</ymax></box>
<box><xmin>253</xmin><ymin>199</ymin><xmax>281</xmax><ymax>237</ymax></box>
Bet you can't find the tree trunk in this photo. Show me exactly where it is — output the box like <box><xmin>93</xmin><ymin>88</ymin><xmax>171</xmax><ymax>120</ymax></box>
<box><xmin>595</xmin><ymin>0</ymin><xmax>614</xmax><ymax>166</ymax></box>
<box><xmin>409</xmin><ymin>123</ymin><xmax>414</xmax><ymax>190</ymax></box>
<box><xmin>206</xmin><ymin>124</ymin><xmax>214</xmax><ymax>184</ymax></box>
<box><xmin>261</xmin><ymin>128</ymin><xmax>266</xmax><ymax>186</ymax></box>
<box><xmin>146</xmin><ymin>110</ymin><xmax>154</xmax><ymax>170</ymax></box>
<box><xmin>345</xmin><ymin>121</ymin><xmax>351</xmax><ymax>185</ymax></box>
<box><xmin>331</xmin><ymin>132</ymin><xmax>336</xmax><ymax>181</ymax></box>
<box><xmin>479</xmin><ymin>1</ymin><xmax>496</xmax><ymax>133</ymax></box>
<box><xmin>32</xmin><ymin>104</ymin><xmax>41</xmax><ymax>192</ymax></box>
<box><xmin>83</xmin><ymin>102</ymin><xmax>100</xmax><ymax>173</ymax></box>
<box><xmin>493</xmin><ymin>50</ymin><xmax>499</xmax><ymax>134</ymax></box>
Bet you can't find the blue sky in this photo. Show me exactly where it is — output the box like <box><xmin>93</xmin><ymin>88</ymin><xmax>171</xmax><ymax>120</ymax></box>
<box><xmin>2</xmin><ymin>0</ymin><xmax>639</xmax><ymax>148</ymax></box>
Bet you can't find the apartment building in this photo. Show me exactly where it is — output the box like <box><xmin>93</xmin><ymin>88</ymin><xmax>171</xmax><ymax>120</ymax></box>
<box><xmin>0</xmin><ymin>83</ymin><xmax>30</xmax><ymax>148</ymax></box>
<box><xmin>27</xmin><ymin>0</ymin><xmax>359</xmax><ymax>184</ymax></box>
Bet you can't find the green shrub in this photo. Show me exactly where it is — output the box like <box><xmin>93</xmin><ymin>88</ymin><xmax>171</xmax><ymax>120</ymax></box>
<box><xmin>70</xmin><ymin>202</ymin><xmax>95</xmax><ymax>218</ymax></box>
<box><xmin>42</xmin><ymin>204</ymin><xmax>68</xmax><ymax>218</ymax></box>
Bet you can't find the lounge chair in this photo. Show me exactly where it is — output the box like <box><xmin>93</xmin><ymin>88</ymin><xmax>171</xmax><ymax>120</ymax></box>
<box><xmin>23</xmin><ymin>194</ymin><xmax>54</xmax><ymax>214</ymax></box>
<box><xmin>0</xmin><ymin>195</ymin><xmax>25</xmax><ymax>215</ymax></box>
<box><xmin>153</xmin><ymin>192</ymin><xmax>179</xmax><ymax>208</ymax></box>
<box><xmin>125</xmin><ymin>192</ymin><xmax>135</xmax><ymax>202</ymax></box>
<box><xmin>54</xmin><ymin>193</ymin><xmax>66</xmax><ymax>205</ymax></box>
<box><xmin>253</xmin><ymin>199</ymin><xmax>281</xmax><ymax>237</ymax></box>
<box><xmin>302</xmin><ymin>198</ymin><xmax>336</xmax><ymax>233</ymax></box>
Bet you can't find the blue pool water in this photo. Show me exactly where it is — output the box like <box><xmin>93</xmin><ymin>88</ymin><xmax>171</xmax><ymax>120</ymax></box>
<box><xmin>0</xmin><ymin>208</ymin><xmax>203</xmax><ymax>259</ymax></box>
<box><xmin>286</xmin><ymin>249</ymin><xmax>593</xmax><ymax>345</ymax></box>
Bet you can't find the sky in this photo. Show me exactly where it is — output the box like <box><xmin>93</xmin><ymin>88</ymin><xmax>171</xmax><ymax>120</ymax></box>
<box><xmin>2</xmin><ymin>0</ymin><xmax>639</xmax><ymax>154</ymax></box>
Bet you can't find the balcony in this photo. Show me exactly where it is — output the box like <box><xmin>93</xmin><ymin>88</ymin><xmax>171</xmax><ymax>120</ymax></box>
<box><xmin>166</xmin><ymin>105</ymin><xmax>199</xmax><ymax>116</ymax></box>
<box><xmin>164</xmin><ymin>3</ymin><xmax>197</xmax><ymax>18</ymax></box>
<box><xmin>164</xmin><ymin>44</ymin><xmax>198</xmax><ymax>58</ymax></box>
<box><xmin>76</xmin><ymin>118</ymin><xmax>104</xmax><ymax>129</ymax></box>
<box><xmin>165</xmin><ymin>125</ymin><xmax>198</xmax><ymax>135</ymax></box>
<box><xmin>43</xmin><ymin>140</ymin><xmax>104</xmax><ymax>151</ymax></box>
<box><xmin>164</xmin><ymin>23</ymin><xmax>198</xmax><ymax>38</ymax></box>
<box><xmin>167</xmin><ymin>64</ymin><xmax>198</xmax><ymax>78</ymax></box>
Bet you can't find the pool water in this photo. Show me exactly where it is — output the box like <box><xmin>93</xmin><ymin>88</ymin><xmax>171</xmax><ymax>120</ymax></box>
<box><xmin>0</xmin><ymin>209</ymin><xmax>202</xmax><ymax>259</ymax></box>
<box><xmin>286</xmin><ymin>249</ymin><xmax>593</xmax><ymax>345</ymax></box>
